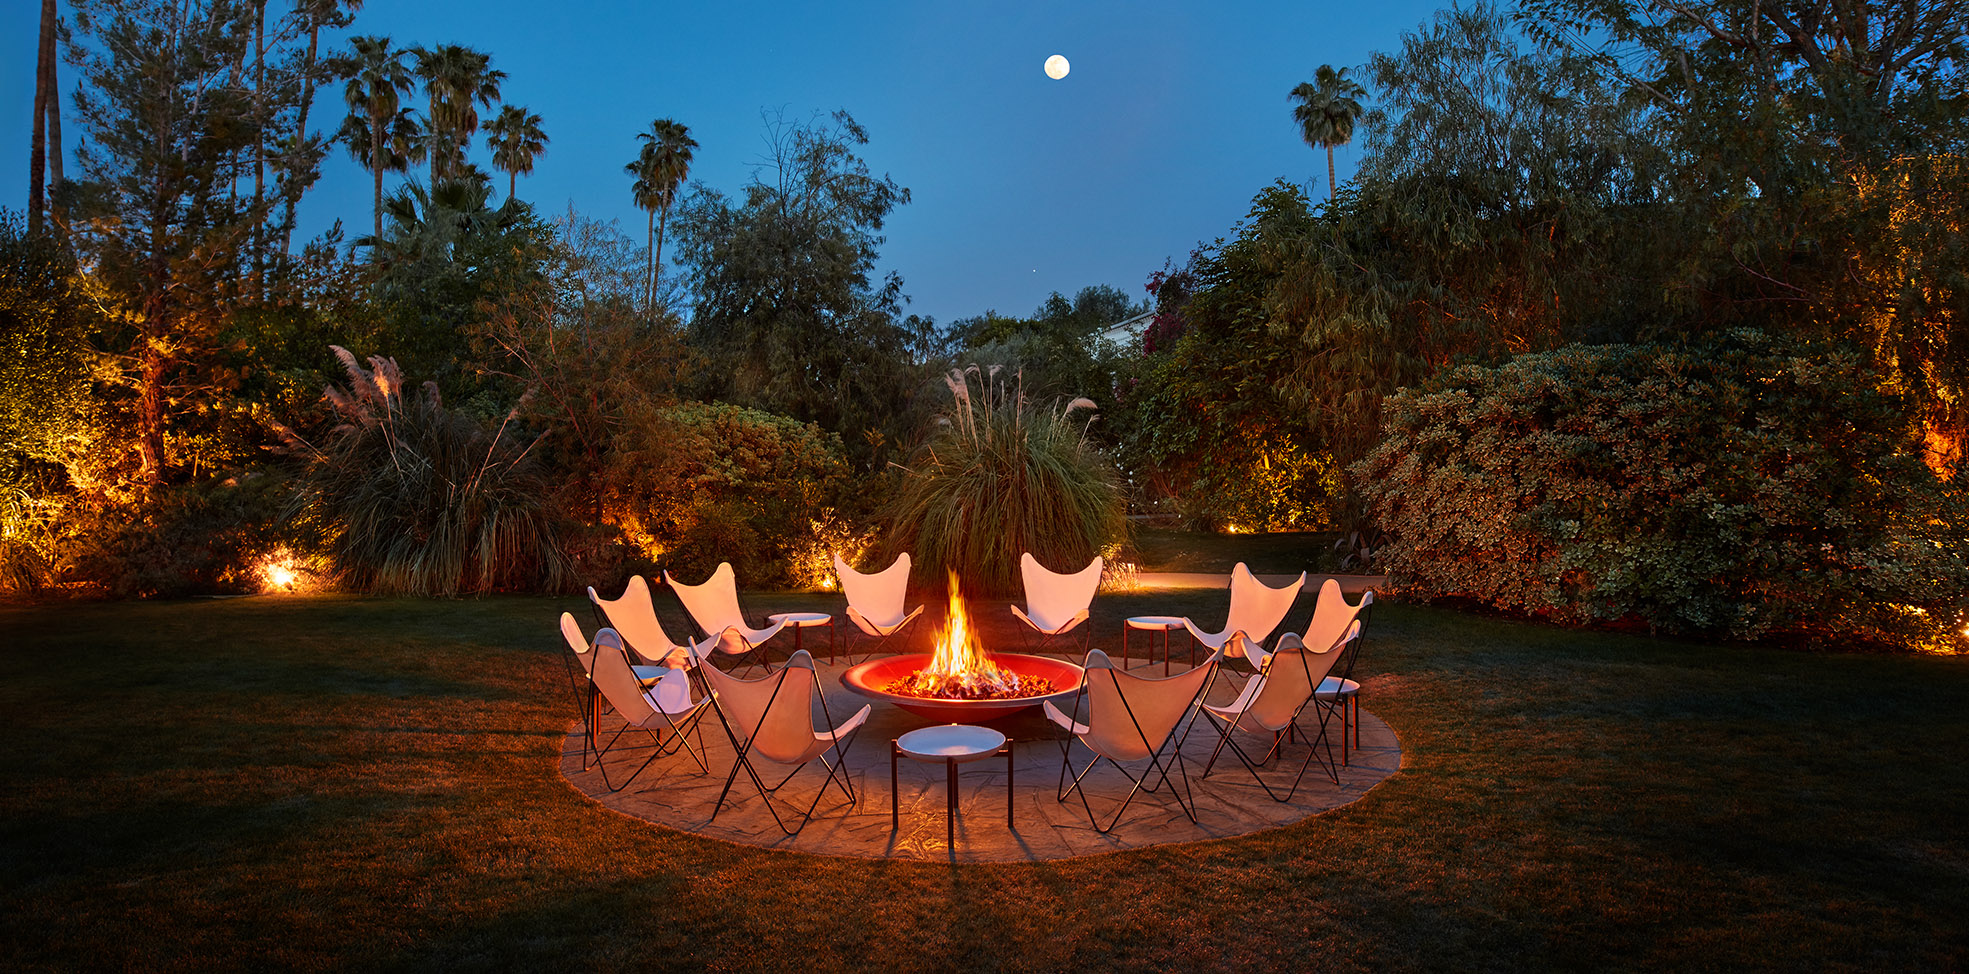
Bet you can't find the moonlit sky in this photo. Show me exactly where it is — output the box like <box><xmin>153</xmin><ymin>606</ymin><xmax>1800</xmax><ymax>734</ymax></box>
<box><xmin>3</xmin><ymin>1</ymin><xmax>1447</xmax><ymax>326</ymax></box>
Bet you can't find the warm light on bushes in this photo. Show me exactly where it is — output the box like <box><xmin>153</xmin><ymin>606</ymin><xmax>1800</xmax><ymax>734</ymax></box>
<box><xmin>256</xmin><ymin>548</ymin><xmax>318</xmax><ymax>594</ymax></box>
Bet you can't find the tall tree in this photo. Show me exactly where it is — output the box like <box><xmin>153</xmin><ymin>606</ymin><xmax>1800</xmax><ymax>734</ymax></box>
<box><xmin>485</xmin><ymin>104</ymin><xmax>548</xmax><ymax>202</ymax></box>
<box><xmin>278</xmin><ymin>0</ymin><xmax>363</xmax><ymax>256</ymax></box>
<box><xmin>411</xmin><ymin>43</ymin><xmax>504</xmax><ymax>187</ymax></box>
<box><xmin>675</xmin><ymin>110</ymin><xmax>929</xmax><ymax>464</ymax></box>
<box><xmin>28</xmin><ymin>0</ymin><xmax>58</xmax><ymax>235</ymax></box>
<box><xmin>68</xmin><ymin>0</ymin><xmax>265</xmax><ymax>485</ymax></box>
<box><xmin>1289</xmin><ymin>64</ymin><xmax>1367</xmax><ymax>201</ymax></box>
<box><xmin>335</xmin><ymin>34</ymin><xmax>417</xmax><ymax>244</ymax></box>
<box><xmin>625</xmin><ymin>118</ymin><xmax>695</xmax><ymax>312</ymax></box>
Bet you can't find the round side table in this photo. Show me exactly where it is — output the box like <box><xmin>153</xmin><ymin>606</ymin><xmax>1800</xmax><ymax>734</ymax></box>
<box><xmin>892</xmin><ymin>724</ymin><xmax>1013</xmax><ymax>847</ymax></box>
<box><xmin>767</xmin><ymin>611</ymin><xmax>835</xmax><ymax>660</ymax></box>
<box><xmin>1123</xmin><ymin>616</ymin><xmax>1192</xmax><ymax>673</ymax></box>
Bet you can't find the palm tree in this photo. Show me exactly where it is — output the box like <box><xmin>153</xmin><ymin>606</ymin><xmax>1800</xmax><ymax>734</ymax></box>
<box><xmin>412</xmin><ymin>44</ymin><xmax>505</xmax><ymax>187</ymax></box>
<box><xmin>337</xmin><ymin>35</ymin><xmax>419</xmax><ymax>243</ymax></box>
<box><xmin>1289</xmin><ymin>65</ymin><xmax>1367</xmax><ymax>202</ymax></box>
<box><xmin>624</xmin><ymin>118</ymin><xmax>697</xmax><ymax>311</ymax></box>
<box><xmin>485</xmin><ymin>104</ymin><xmax>548</xmax><ymax>202</ymax></box>
<box><xmin>335</xmin><ymin>107</ymin><xmax>425</xmax><ymax>244</ymax></box>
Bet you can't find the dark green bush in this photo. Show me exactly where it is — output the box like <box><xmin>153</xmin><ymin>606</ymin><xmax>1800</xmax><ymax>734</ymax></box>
<box><xmin>291</xmin><ymin>348</ymin><xmax>575</xmax><ymax>596</ymax></box>
<box><xmin>60</xmin><ymin>473</ymin><xmax>290</xmax><ymax>599</ymax></box>
<box><xmin>1353</xmin><ymin>333</ymin><xmax>1969</xmax><ymax>650</ymax></box>
<box><xmin>884</xmin><ymin>367</ymin><xmax>1128</xmax><ymax>596</ymax></box>
<box><xmin>599</xmin><ymin>400</ymin><xmax>855</xmax><ymax>589</ymax></box>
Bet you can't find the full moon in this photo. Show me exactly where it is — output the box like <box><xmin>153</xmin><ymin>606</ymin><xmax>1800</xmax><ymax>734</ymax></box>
<box><xmin>1044</xmin><ymin>54</ymin><xmax>1070</xmax><ymax>80</ymax></box>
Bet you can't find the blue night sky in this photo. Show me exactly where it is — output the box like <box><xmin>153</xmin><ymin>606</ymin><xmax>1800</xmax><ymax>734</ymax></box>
<box><xmin>3</xmin><ymin>1</ymin><xmax>1447</xmax><ymax>327</ymax></box>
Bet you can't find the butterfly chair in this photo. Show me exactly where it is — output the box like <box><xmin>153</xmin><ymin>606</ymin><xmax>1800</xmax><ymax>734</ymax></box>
<box><xmin>833</xmin><ymin>552</ymin><xmax>924</xmax><ymax>662</ymax></box>
<box><xmin>665</xmin><ymin>562</ymin><xmax>789</xmax><ymax>670</ymax></box>
<box><xmin>1181</xmin><ymin>563</ymin><xmax>1306</xmax><ymax>664</ymax></box>
<box><xmin>1043</xmin><ymin>648</ymin><xmax>1222</xmax><ymax>833</ymax></box>
<box><xmin>1199</xmin><ymin>620</ymin><xmax>1360</xmax><ymax>801</ymax></box>
<box><xmin>559</xmin><ymin>612</ymin><xmax>605</xmax><ymax>771</ymax></box>
<box><xmin>569</xmin><ymin>619</ymin><xmax>713</xmax><ymax>791</ymax></box>
<box><xmin>699</xmin><ymin>650</ymin><xmax>871</xmax><ymax>835</ymax></box>
<box><xmin>559</xmin><ymin>612</ymin><xmax>677</xmax><ymax>768</ymax></box>
<box><xmin>1011</xmin><ymin>553</ymin><xmax>1103</xmax><ymax>653</ymax></box>
<box><xmin>589</xmin><ymin>575</ymin><xmax>717</xmax><ymax>668</ymax></box>
<box><xmin>1304</xmin><ymin>583</ymin><xmax>1376</xmax><ymax>765</ymax></box>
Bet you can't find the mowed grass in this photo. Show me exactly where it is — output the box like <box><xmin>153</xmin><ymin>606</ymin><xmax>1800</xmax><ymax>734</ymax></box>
<box><xmin>2</xmin><ymin>591</ymin><xmax>1966</xmax><ymax>972</ymax></box>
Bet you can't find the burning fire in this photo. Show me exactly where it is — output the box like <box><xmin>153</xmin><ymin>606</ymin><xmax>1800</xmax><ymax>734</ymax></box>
<box><xmin>884</xmin><ymin>573</ymin><xmax>1057</xmax><ymax>700</ymax></box>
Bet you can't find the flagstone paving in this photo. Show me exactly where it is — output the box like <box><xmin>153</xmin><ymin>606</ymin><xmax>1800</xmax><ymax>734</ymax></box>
<box><xmin>559</xmin><ymin>658</ymin><xmax>1401</xmax><ymax>862</ymax></box>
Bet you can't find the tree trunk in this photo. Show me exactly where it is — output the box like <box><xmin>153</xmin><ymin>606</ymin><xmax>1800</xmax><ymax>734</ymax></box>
<box><xmin>372</xmin><ymin>111</ymin><xmax>386</xmax><ymax>245</ymax></box>
<box><xmin>508</xmin><ymin>169</ymin><xmax>516</xmax><ymax>202</ymax></box>
<box><xmin>1326</xmin><ymin>144</ymin><xmax>1337</xmax><ymax>203</ymax></box>
<box><xmin>45</xmin><ymin>4</ymin><xmax>63</xmax><ymax>229</ymax></box>
<box><xmin>252</xmin><ymin>0</ymin><xmax>266</xmax><ymax>300</ymax></box>
<box><xmin>646</xmin><ymin>207</ymin><xmax>656</xmax><ymax>313</ymax></box>
<box><xmin>282</xmin><ymin>14</ymin><xmax>323</xmax><ymax>256</ymax></box>
<box><xmin>653</xmin><ymin>202</ymin><xmax>672</xmax><ymax>303</ymax></box>
<box><xmin>28</xmin><ymin>0</ymin><xmax>55</xmax><ymax>235</ymax></box>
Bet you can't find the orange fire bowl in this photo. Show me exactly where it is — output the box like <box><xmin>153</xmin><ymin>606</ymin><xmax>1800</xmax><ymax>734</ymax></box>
<box><xmin>838</xmin><ymin>653</ymin><xmax>1087</xmax><ymax>724</ymax></box>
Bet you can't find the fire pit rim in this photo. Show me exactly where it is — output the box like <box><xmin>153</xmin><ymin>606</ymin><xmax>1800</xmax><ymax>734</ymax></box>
<box><xmin>837</xmin><ymin>652</ymin><xmax>1086</xmax><ymax>722</ymax></box>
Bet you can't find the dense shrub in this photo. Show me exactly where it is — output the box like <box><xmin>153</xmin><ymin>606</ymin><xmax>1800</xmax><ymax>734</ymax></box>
<box><xmin>290</xmin><ymin>348</ymin><xmax>575</xmax><ymax>596</ymax></box>
<box><xmin>884</xmin><ymin>367</ymin><xmax>1128</xmax><ymax>596</ymax></box>
<box><xmin>1354</xmin><ymin>334</ymin><xmax>1969</xmax><ymax>650</ymax></box>
<box><xmin>59</xmin><ymin>473</ymin><xmax>291</xmax><ymax>599</ymax></box>
<box><xmin>599</xmin><ymin>401</ymin><xmax>855</xmax><ymax>589</ymax></box>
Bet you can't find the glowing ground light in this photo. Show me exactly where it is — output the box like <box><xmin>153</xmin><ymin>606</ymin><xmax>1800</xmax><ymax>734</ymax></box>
<box><xmin>1044</xmin><ymin>54</ymin><xmax>1069</xmax><ymax>79</ymax></box>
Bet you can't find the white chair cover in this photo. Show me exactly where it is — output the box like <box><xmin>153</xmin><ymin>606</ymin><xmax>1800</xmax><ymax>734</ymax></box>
<box><xmin>1045</xmin><ymin>648</ymin><xmax>1216</xmax><ymax>763</ymax></box>
<box><xmin>699</xmin><ymin>651</ymin><xmax>870</xmax><ymax>767</ymax></box>
<box><xmin>1182</xmin><ymin>563</ymin><xmax>1306</xmax><ymax>660</ymax></box>
<box><xmin>834</xmin><ymin>551</ymin><xmax>924</xmax><ymax>636</ymax></box>
<box><xmin>1011</xmin><ymin>552</ymin><xmax>1102</xmax><ymax>636</ymax></box>
<box><xmin>665</xmin><ymin>562</ymin><xmax>788</xmax><ymax>655</ymax></box>
<box><xmin>589</xmin><ymin>575</ymin><xmax>709</xmax><ymax>667</ymax></box>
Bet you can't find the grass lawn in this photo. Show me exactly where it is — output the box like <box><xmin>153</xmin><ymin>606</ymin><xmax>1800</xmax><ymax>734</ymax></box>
<box><xmin>2</xmin><ymin>589</ymin><xmax>1966</xmax><ymax>972</ymax></box>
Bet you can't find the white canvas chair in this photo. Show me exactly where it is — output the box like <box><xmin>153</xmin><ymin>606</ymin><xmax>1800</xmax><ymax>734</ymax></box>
<box><xmin>559</xmin><ymin>612</ymin><xmax>675</xmax><ymax>769</ymax></box>
<box><xmin>1043</xmin><ymin>648</ymin><xmax>1221</xmax><ymax>833</ymax></box>
<box><xmin>1010</xmin><ymin>552</ymin><xmax>1102</xmax><ymax>653</ymax></box>
<box><xmin>1181</xmin><ymin>563</ymin><xmax>1306</xmax><ymax>663</ymax></box>
<box><xmin>665</xmin><ymin>562</ymin><xmax>788</xmax><ymax>669</ymax></box>
<box><xmin>1199</xmin><ymin>620</ymin><xmax>1360</xmax><ymax>801</ymax></box>
<box><xmin>699</xmin><ymin>650</ymin><xmax>870</xmax><ymax>835</ymax></box>
<box><xmin>833</xmin><ymin>552</ymin><xmax>924</xmax><ymax>661</ymax></box>
<box><xmin>1300</xmin><ymin>582</ymin><xmax>1376</xmax><ymax>765</ymax></box>
<box><xmin>588</xmin><ymin>575</ymin><xmax>716</xmax><ymax>668</ymax></box>
<box><xmin>566</xmin><ymin>617</ymin><xmax>713</xmax><ymax>791</ymax></box>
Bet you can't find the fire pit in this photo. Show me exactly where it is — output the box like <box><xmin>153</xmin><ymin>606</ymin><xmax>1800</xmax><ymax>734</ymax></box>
<box><xmin>838</xmin><ymin>573</ymin><xmax>1084</xmax><ymax>723</ymax></box>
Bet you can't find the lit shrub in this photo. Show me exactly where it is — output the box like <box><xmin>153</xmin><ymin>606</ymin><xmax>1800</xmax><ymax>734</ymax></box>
<box><xmin>290</xmin><ymin>348</ymin><xmax>575</xmax><ymax>596</ymax></box>
<box><xmin>884</xmin><ymin>367</ymin><xmax>1128</xmax><ymax>596</ymax></box>
<box><xmin>1353</xmin><ymin>333</ymin><xmax>1969</xmax><ymax>650</ymax></box>
<box><xmin>600</xmin><ymin>401</ymin><xmax>854</xmax><ymax>589</ymax></box>
<box><xmin>60</xmin><ymin>473</ymin><xmax>290</xmax><ymax>599</ymax></box>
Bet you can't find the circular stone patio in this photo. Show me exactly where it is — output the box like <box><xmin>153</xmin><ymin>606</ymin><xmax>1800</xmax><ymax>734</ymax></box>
<box><xmin>559</xmin><ymin>657</ymin><xmax>1401</xmax><ymax>862</ymax></box>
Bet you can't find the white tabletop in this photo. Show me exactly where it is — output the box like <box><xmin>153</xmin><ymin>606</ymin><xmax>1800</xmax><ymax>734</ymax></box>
<box><xmin>1126</xmin><ymin>615</ymin><xmax>1187</xmax><ymax>629</ymax></box>
<box><xmin>896</xmin><ymin>723</ymin><xmax>1007</xmax><ymax>761</ymax></box>
<box><xmin>768</xmin><ymin>612</ymin><xmax>832</xmax><ymax>625</ymax></box>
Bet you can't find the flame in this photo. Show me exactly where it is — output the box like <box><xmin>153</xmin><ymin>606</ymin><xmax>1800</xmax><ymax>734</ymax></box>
<box><xmin>906</xmin><ymin>573</ymin><xmax>1019</xmax><ymax>697</ymax></box>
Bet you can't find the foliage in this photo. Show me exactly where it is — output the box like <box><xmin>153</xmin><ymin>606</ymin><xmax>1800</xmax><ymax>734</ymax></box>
<box><xmin>57</xmin><ymin>472</ymin><xmax>292</xmax><ymax>599</ymax></box>
<box><xmin>1288</xmin><ymin>64</ymin><xmax>1367</xmax><ymax>200</ymax></box>
<box><xmin>1518</xmin><ymin>0</ymin><xmax>1969</xmax><ymax>473</ymax></box>
<box><xmin>0</xmin><ymin>212</ymin><xmax>89</xmax><ymax>470</ymax></box>
<box><xmin>1111</xmin><ymin>185</ymin><xmax>1341</xmax><ymax>531</ymax></box>
<box><xmin>484</xmin><ymin>104</ymin><xmax>548</xmax><ymax>201</ymax></box>
<box><xmin>1353</xmin><ymin>333</ymin><xmax>1969</xmax><ymax>650</ymax></box>
<box><xmin>674</xmin><ymin>109</ymin><xmax>938</xmax><ymax>470</ymax></box>
<box><xmin>884</xmin><ymin>367</ymin><xmax>1127</xmax><ymax>596</ymax></box>
<box><xmin>359</xmin><ymin>178</ymin><xmax>554</xmax><ymax>397</ymax></box>
<box><xmin>289</xmin><ymin>348</ymin><xmax>574</xmax><ymax>596</ymax></box>
<box><xmin>946</xmin><ymin>284</ymin><xmax>1146</xmax><ymax>404</ymax></box>
<box><xmin>598</xmin><ymin>401</ymin><xmax>853</xmax><ymax>589</ymax></box>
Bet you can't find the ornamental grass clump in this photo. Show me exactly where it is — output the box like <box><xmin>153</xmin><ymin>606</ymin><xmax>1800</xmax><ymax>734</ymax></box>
<box><xmin>288</xmin><ymin>347</ymin><xmax>574</xmax><ymax>596</ymax></box>
<box><xmin>884</xmin><ymin>366</ymin><xmax>1127</xmax><ymax>596</ymax></box>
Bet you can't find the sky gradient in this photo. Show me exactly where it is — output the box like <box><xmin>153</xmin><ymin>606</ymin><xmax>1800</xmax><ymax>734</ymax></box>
<box><xmin>3</xmin><ymin>0</ymin><xmax>1447</xmax><ymax>326</ymax></box>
